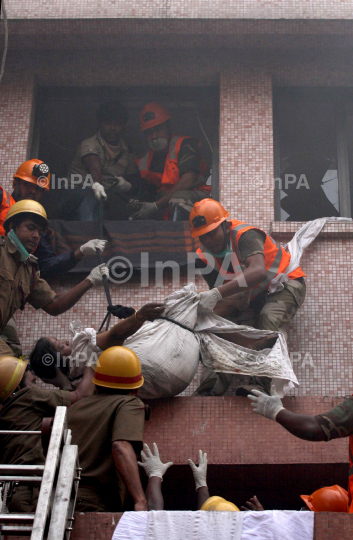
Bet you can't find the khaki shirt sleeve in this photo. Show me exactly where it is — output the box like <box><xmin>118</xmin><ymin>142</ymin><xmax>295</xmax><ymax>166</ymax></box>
<box><xmin>80</xmin><ymin>137</ymin><xmax>101</xmax><ymax>159</ymax></box>
<box><xmin>27</xmin><ymin>270</ymin><xmax>56</xmax><ymax>310</ymax></box>
<box><xmin>238</xmin><ymin>229</ymin><xmax>266</xmax><ymax>261</ymax></box>
<box><xmin>32</xmin><ymin>388</ymin><xmax>72</xmax><ymax>414</ymax></box>
<box><xmin>315</xmin><ymin>397</ymin><xmax>353</xmax><ymax>441</ymax></box>
<box><xmin>112</xmin><ymin>397</ymin><xmax>145</xmax><ymax>443</ymax></box>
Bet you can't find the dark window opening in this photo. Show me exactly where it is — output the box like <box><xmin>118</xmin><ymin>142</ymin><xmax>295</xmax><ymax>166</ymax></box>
<box><xmin>274</xmin><ymin>88</ymin><xmax>353</xmax><ymax>221</ymax></box>
<box><xmin>32</xmin><ymin>86</ymin><xmax>219</xmax><ymax>221</ymax></box>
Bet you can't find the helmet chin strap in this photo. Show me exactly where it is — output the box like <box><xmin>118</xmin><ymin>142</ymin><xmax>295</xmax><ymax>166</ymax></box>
<box><xmin>221</xmin><ymin>221</ymin><xmax>230</xmax><ymax>252</ymax></box>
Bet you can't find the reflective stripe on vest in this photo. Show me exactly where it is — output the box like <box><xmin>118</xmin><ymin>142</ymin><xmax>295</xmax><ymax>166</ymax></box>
<box><xmin>138</xmin><ymin>153</ymin><xmax>149</xmax><ymax>171</ymax></box>
<box><xmin>169</xmin><ymin>135</ymin><xmax>179</xmax><ymax>160</ymax></box>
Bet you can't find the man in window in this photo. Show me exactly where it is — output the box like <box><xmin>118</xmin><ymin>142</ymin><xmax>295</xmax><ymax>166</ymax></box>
<box><xmin>68</xmin><ymin>100</ymin><xmax>140</xmax><ymax>220</ymax></box>
<box><xmin>128</xmin><ymin>102</ymin><xmax>211</xmax><ymax>221</ymax></box>
<box><xmin>190</xmin><ymin>199</ymin><xmax>306</xmax><ymax>396</ymax></box>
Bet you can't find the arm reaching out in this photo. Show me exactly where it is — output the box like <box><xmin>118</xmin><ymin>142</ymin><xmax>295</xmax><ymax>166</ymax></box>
<box><xmin>138</xmin><ymin>442</ymin><xmax>173</xmax><ymax>510</ymax></box>
<box><xmin>188</xmin><ymin>450</ymin><xmax>210</xmax><ymax>509</ymax></box>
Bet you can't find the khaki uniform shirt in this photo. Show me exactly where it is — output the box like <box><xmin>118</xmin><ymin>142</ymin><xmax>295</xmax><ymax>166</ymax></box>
<box><xmin>67</xmin><ymin>394</ymin><xmax>145</xmax><ymax>503</ymax></box>
<box><xmin>0</xmin><ymin>387</ymin><xmax>71</xmax><ymax>466</ymax></box>
<box><xmin>0</xmin><ymin>236</ymin><xmax>56</xmax><ymax>334</ymax></box>
<box><xmin>68</xmin><ymin>132</ymin><xmax>138</xmax><ymax>190</ymax></box>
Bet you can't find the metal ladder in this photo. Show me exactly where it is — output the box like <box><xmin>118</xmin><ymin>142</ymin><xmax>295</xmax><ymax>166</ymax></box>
<box><xmin>0</xmin><ymin>406</ymin><xmax>81</xmax><ymax>540</ymax></box>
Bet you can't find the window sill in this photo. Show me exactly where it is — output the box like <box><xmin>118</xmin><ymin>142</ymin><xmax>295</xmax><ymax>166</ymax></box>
<box><xmin>269</xmin><ymin>220</ymin><xmax>353</xmax><ymax>241</ymax></box>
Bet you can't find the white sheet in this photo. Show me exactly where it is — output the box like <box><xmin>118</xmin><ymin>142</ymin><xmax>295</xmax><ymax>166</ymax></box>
<box><xmin>112</xmin><ymin>510</ymin><xmax>314</xmax><ymax>540</ymax></box>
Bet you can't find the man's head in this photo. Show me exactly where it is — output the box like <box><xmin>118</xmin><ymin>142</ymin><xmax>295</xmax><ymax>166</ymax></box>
<box><xmin>4</xmin><ymin>200</ymin><xmax>48</xmax><ymax>252</ymax></box>
<box><xmin>12</xmin><ymin>159</ymin><xmax>50</xmax><ymax>202</ymax></box>
<box><xmin>93</xmin><ymin>346</ymin><xmax>144</xmax><ymax>395</ymax></box>
<box><xmin>97</xmin><ymin>100</ymin><xmax>129</xmax><ymax>145</ymax></box>
<box><xmin>189</xmin><ymin>199</ymin><xmax>230</xmax><ymax>253</ymax></box>
<box><xmin>139</xmin><ymin>102</ymin><xmax>171</xmax><ymax>152</ymax></box>
<box><xmin>0</xmin><ymin>356</ymin><xmax>28</xmax><ymax>403</ymax></box>
<box><xmin>29</xmin><ymin>337</ymin><xmax>71</xmax><ymax>382</ymax></box>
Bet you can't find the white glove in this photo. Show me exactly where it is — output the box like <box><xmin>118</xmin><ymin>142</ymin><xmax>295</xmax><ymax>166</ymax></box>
<box><xmin>86</xmin><ymin>263</ymin><xmax>109</xmax><ymax>286</ymax></box>
<box><xmin>115</xmin><ymin>176</ymin><xmax>132</xmax><ymax>194</ymax></box>
<box><xmin>247</xmin><ymin>384</ymin><xmax>284</xmax><ymax>421</ymax></box>
<box><xmin>198</xmin><ymin>288</ymin><xmax>222</xmax><ymax>314</ymax></box>
<box><xmin>130</xmin><ymin>202</ymin><xmax>159</xmax><ymax>220</ymax></box>
<box><xmin>80</xmin><ymin>239</ymin><xmax>107</xmax><ymax>256</ymax></box>
<box><xmin>138</xmin><ymin>443</ymin><xmax>173</xmax><ymax>480</ymax></box>
<box><xmin>92</xmin><ymin>182</ymin><xmax>107</xmax><ymax>200</ymax></box>
<box><xmin>188</xmin><ymin>450</ymin><xmax>208</xmax><ymax>490</ymax></box>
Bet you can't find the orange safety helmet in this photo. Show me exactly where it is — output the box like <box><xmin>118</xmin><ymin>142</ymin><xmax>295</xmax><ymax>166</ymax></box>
<box><xmin>13</xmin><ymin>159</ymin><xmax>50</xmax><ymax>190</ymax></box>
<box><xmin>300</xmin><ymin>485</ymin><xmax>349</xmax><ymax>513</ymax></box>
<box><xmin>189</xmin><ymin>199</ymin><xmax>230</xmax><ymax>238</ymax></box>
<box><xmin>139</xmin><ymin>102</ymin><xmax>171</xmax><ymax>131</ymax></box>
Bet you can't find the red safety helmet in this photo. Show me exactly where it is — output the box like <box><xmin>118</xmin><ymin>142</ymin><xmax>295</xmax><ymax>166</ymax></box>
<box><xmin>300</xmin><ymin>485</ymin><xmax>349</xmax><ymax>512</ymax></box>
<box><xmin>13</xmin><ymin>159</ymin><xmax>50</xmax><ymax>190</ymax></box>
<box><xmin>139</xmin><ymin>102</ymin><xmax>171</xmax><ymax>131</ymax></box>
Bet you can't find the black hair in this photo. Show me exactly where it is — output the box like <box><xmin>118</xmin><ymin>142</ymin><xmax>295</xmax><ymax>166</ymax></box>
<box><xmin>96</xmin><ymin>100</ymin><xmax>129</xmax><ymax>124</ymax></box>
<box><xmin>4</xmin><ymin>212</ymin><xmax>48</xmax><ymax>234</ymax></box>
<box><xmin>29</xmin><ymin>337</ymin><xmax>58</xmax><ymax>379</ymax></box>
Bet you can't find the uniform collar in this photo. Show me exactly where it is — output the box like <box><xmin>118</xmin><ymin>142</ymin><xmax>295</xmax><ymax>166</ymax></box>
<box><xmin>4</xmin><ymin>235</ymin><xmax>38</xmax><ymax>264</ymax></box>
<box><xmin>96</xmin><ymin>132</ymin><xmax>127</xmax><ymax>152</ymax></box>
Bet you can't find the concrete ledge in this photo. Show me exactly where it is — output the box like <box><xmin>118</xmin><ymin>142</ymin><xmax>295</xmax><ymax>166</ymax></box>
<box><xmin>144</xmin><ymin>396</ymin><xmax>349</xmax><ymax>465</ymax></box>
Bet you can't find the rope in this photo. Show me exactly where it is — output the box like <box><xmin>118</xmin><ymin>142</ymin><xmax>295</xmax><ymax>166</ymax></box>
<box><xmin>159</xmin><ymin>316</ymin><xmax>195</xmax><ymax>334</ymax></box>
<box><xmin>0</xmin><ymin>0</ymin><xmax>8</xmax><ymax>85</ymax></box>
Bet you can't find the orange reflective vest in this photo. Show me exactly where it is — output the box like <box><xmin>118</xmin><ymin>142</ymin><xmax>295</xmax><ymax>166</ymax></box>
<box><xmin>137</xmin><ymin>135</ymin><xmax>211</xmax><ymax>194</ymax></box>
<box><xmin>347</xmin><ymin>395</ymin><xmax>353</xmax><ymax>513</ymax></box>
<box><xmin>197</xmin><ymin>219</ymin><xmax>306</xmax><ymax>298</ymax></box>
<box><xmin>0</xmin><ymin>187</ymin><xmax>15</xmax><ymax>236</ymax></box>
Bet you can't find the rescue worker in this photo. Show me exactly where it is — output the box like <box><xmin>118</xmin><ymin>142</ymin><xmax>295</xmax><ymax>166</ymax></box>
<box><xmin>68</xmin><ymin>100</ymin><xmax>140</xmax><ymax>221</ymax></box>
<box><xmin>0</xmin><ymin>160</ymin><xmax>107</xmax><ymax>356</ymax></box>
<box><xmin>29</xmin><ymin>301</ymin><xmax>164</xmax><ymax>391</ymax></box>
<box><xmin>248</xmin><ymin>384</ymin><xmax>353</xmax><ymax>513</ymax></box>
<box><xmin>138</xmin><ymin>444</ymin><xmax>263</xmax><ymax>511</ymax></box>
<box><xmin>0</xmin><ymin>355</ymin><xmax>93</xmax><ymax>513</ymax></box>
<box><xmin>67</xmin><ymin>346</ymin><xmax>148</xmax><ymax>512</ymax></box>
<box><xmin>300</xmin><ymin>485</ymin><xmax>349</xmax><ymax>513</ymax></box>
<box><xmin>0</xmin><ymin>159</ymin><xmax>107</xmax><ymax>279</ymax></box>
<box><xmin>190</xmin><ymin>199</ymin><xmax>306</xmax><ymax>396</ymax></box>
<box><xmin>0</xmin><ymin>200</ymin><xmax>109</xmax><ymax>357</ymax></box>
<box><xmin>128</xmin><ymin>102</ymin><xmax>211</xmax><ymax>221</ymax></box>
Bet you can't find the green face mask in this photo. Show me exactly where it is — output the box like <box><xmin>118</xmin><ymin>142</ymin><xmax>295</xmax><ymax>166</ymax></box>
<box><xmin>7</xmin><ymin>229</ymin><xmax>31</xmax><ymax>262</ymax></box>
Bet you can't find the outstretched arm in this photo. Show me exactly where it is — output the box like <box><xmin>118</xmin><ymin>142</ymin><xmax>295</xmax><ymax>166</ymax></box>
<box><xmin>138</xmin><ymin>442</ymin><xmax>173</xmax><ymax>511</ymax></box>
<box><xmin>113</xmin><ymin>440</ymin><xmax>147</xmax><ymax>511</ymax></box>
<box><xmin>248</xmin><ymin>385</ymin><xmax>327</xmax><ymax>441</ymax></box>
<box><xmin>96</xmin><ymin>303</ymin><xmax>165</xmax><ymax>350</ymax></box>
<box><xmin>188</xmin><ymin>450</ymin><xmax>209</xmax><ymax>510</ymax></box>
<box><xmin>69</xmin><ymin>367</ymin><xmax>95</xmax><ymax>405</ymax></box>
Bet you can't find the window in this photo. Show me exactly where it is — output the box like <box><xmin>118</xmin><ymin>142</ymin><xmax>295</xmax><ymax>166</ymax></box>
<box><xmin>274</xmin><ymin>88</ymin><xmax>353</xmax><ymax>221</ymax></box>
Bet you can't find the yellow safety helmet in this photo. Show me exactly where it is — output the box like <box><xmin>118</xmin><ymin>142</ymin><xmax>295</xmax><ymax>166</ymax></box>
<box><xmin>4</xmin><ymin>200</ymin><xmax>49</xmax><ymax>232</ymax></box>
<box><xmin>0</xmin><ymin>356</ymin><xmax>28</xmax><ymax>402</ymax></box>
<box><xmin>93</xmin><ymin>346</ymin><xmax>144</xmax><ymax>390</ymax></box>
<box><xmin>201</xmin><ymin>496</ymin><xmax>240</xmax><ymax>512</ymax></box>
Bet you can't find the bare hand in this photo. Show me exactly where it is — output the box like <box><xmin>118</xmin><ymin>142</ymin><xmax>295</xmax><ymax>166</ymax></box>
<box><xmin>136</xmin><ymin>303</ymin><xmax>165</xmax><ymax>322</ymax></box>
<box><xmin>134</xmin><ymin>499</ymin><xmax>148</xmax><ymax>511</ymax></box>
<box><xmin>241</xmin><ymin>495</ymin><xmax>264</xmax><ymax>512</ymax></box>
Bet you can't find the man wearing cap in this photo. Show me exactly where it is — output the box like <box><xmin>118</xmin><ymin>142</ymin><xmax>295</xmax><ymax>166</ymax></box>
<box><xmin>0</xmin><ymin>355</ymin><xmax>96</xmax><ymax>513</ymax></box>
<box><xmin>67</xmin><ymin>346</ymin><xmax>148</xmax><ymax>512</ymax></box>
<box><xmin>0</xmin><ymin>200</ymin><xmax>109</xmax><ymax>357</ymax></box>
<box><xmin>128</xmin><ymin>102</ymin><xmax>211</xmax><ymax>221</ymax></box>
<box><xmin>248</xmin><ymin>385</ymin><xmax>353</xmax><ymax>512</ymax></box>
<box><xmin>190</xmin><ymin>199</ymin><xmax>306</xmax><ymax>396</ymax></box>
<box><xmin>68</xmin><ymin>100</ymin><xmax>140</xmax><ymax>221</ymax></box>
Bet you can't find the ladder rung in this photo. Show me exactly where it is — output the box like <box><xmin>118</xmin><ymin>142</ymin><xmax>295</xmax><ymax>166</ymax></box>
<box><xmin>0</xmin><ymin>465</ymin><xmax>44</xmax><ymax>476</ymax></box>
<box><xmin>1</xmin><ymin>524</ymin><xmax>33</xmax><ymax>534</ymax></box>
<box><xmin>0</xmin><ymin>514</ymin><xmax>35</xmax><ymax>522</ymax></box>
<box><xmin>0</xmin><ymin>476</ymin><xmax>42</xmax><ymax>482</ymax></box>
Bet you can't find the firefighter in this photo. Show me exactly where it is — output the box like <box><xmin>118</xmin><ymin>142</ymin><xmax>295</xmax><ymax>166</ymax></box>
<box><xmin>0</xmin><ymin>200</ymin><xmax>109</xmax><ymax>357</ymax></box>
<box><xmin>129</xmin><ymin>102</ymin><xmax>211</xmax><ymax>221</ymax></box>
<box><xmin>190</xmin><ymin>199</ymin><xmax>306</xmax><ymax>396</ymax></box>
<box><xmin>248</xmin><ymin>385</ymin><xmax>353</xmax><ymax>513</ymax></box>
